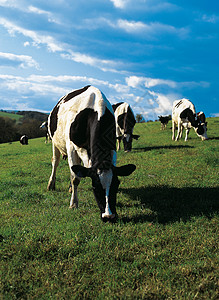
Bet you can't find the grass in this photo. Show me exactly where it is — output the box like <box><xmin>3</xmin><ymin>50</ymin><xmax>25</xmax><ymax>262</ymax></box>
<box><xmin>0</xmin><ymin>118</ymin><xmax>218</xmax><ymax>299</ymax></box>
<box><xmin>0</xmin><ymin>111</ymin><xmax>22</xmax><ymax>122</ymax></box>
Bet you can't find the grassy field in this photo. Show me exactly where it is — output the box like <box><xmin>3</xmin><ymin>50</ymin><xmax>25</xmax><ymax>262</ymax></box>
<box><xmin>0</xmin><ymin>118</ymin><xmax>218</xmax><ymax>299</ymax></box>
<box><xmin>0</xmin><ymin>112</ymin><xmax>22</xmax><ymax>122</ymax></box>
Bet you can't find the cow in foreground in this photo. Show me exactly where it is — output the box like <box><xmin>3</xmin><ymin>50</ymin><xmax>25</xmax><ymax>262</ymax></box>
<box><xmin>158</xmin><ymin>115</ymin><xmax>171</xmax><ymax>130</ymax></box>
<box><xmin>47</xmin><ymin>86</ymin><xmax>136</xmax><ymax>222</ymax></box>
<box><xmin>172</xmin><ymin>99</ymin><xmax>208</xmax><ymax>141</ymax></box>
<box><xmin>20</xmin><ymin>135</ymin><xmax>28</xmax><ymax>145</ymax></box>
<box><xmin>112</xmin><ymin>102</ymin><xmax>140</xmax><ymax>152</ymax></box>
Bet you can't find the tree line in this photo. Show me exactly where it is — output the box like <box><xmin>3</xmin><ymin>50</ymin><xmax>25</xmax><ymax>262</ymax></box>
<box><xmin>0</xmin><ymin>111</ymin><xmax>48</xmax><ymax>144</ymax></box>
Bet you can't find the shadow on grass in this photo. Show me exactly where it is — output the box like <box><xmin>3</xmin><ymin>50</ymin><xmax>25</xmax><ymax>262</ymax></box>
<box><xmin>119</xmin><ymin>186</ymin><xmax>219</xmax><ymax>224</ymax></box>
<box><xmin>132</xmin><ymin>145</ymin><xmax>194</xmax><ymax>152</ymax></box>
<box><xmin>207</xmin><ymin>137</ymin><xmax>219</xmax><ymax>140</ymax></box>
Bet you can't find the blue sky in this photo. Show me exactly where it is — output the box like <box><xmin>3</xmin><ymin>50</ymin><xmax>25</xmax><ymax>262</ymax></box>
<box><xmin>0</xmin><ymin>0</ymin><xmax>218</xmax><ymax>120</ymax></box>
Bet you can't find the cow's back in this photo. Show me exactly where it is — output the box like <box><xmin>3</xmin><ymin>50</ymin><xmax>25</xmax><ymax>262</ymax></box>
<box><xmin>48</xmin><ymin>85</ymin><xmax>115</xmax><ymax>160</ymax></box>
<box><xmin>172</xmin><ymin>99</ymin><xmax>196</xmax><ymax>124</ymax></box>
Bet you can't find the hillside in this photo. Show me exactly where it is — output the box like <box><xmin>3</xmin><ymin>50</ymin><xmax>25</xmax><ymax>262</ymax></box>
<box><xmin>0</xmin><ymin>110</ymin><xmax>49</xmax><ymax>143</ymax></box>
<box><xmin>0</xmin><ymin>117</ymin><xmax>218</xmax><ymax>299</ymax></box>
<box><xmin>0</xmin><ymin>111</ymin><xmax>23</xmax><ymax>122</ymax></box>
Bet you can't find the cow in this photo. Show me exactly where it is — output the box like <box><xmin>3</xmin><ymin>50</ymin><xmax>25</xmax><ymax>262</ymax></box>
<box><xmin>20</xmin><ymin>135</ymin><xmax>28</xmax><ymax>145</ymax></box>
<box><xmin>197</xmin><ymin>111</ymin><xmax>208</xmax><ymax>130</ymax></box>
<box><xmin>112</xmin><ymin>102</ymin><xmax>140</xmax><ymax>152</ymax></box>
<box><xmin>40</xmin><ymin>121</ymin><xmax>51</xmax><ymax>143</ymax></box>
<box><xmin>158</xmin><ymin>115</ymin><xmax>171</xmax><ymax>130</ymax></box>
<box><xmin>172</xmin><ymin>99</ymin><xmax>208</xmax><ymax>141</ymax></box>
<box><xmin>47</xmin><ymin>85</ymin><xmax>136</xmax><ymax>222</ymax></box>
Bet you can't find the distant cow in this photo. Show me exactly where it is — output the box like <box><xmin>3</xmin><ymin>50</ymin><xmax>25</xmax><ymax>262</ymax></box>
<box><xmin>112</xmin><ymin>102</ymin><xmax>140</xmax><ymax>152</ymax></box>
<box><xmin>197</xmin><ymin>111</ymin><xmax>208</xmax><ymax>130</ymax></box>
<box><xmin>158</xmin><ymin>115</ymin><xmax>171</xmax><ymax>130</ymax></box>
<box><xmin>47</xmin><ymin>86</ymin><xmax>136</xmax><ymax>222</ymax></box>
<box><xmin>172</xmin><ymin>99</ymin><xmax>208</xmax><ymax>141</ymax></box>
<box><xmin>20</xmin><ymin>135</ymin><xmax>28</xmax><ymax>145</ymax></box>
<box><xmin>40</xmin><ymin>121</ymin><xmax>51</xmax><ymax>143</ymax></box>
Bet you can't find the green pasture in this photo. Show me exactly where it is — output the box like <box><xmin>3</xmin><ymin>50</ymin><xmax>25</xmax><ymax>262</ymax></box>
<box><xmin>0</xmin><ymin>118</ymin><xmax>218</xmax><ymax>299</ymax></box>
<box><xmin>0</xmin><ymin>112</ymin><xmax>22</xmax><ymax>122</ymax></box>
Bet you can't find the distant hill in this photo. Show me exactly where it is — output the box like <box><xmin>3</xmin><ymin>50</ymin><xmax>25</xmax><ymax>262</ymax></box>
<box><xmin>0</xmin><ymin>110</ymin><xmax>49</xmax><ymax>143</ymax></box>
<box><xmin>0</xmin><ymin>110</ymin><xmax>49</xmax><ymax>122</ymax></box>
<box><xmin>0</xmin><ymin>111</ymin><xmax>23</xmax><ymax>122</ymax></box>
<box><xmin>17</xmin><ymin>111</ymin><xmax>49</xmax><ymax>122</ymax></box>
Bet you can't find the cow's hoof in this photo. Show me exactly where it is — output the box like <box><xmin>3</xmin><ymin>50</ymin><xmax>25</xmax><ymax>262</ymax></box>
<box><xmin>69</xmin><ymin>203</ymin><xmax>78</xmax><ymax>209</ymax></box>
<box><xmin>102</xmin><ymin>215</ymin><xmax>117</xmax><ymax>223</ymax></box>
<box><xmin>47</xmin><ymin>184</ymin><xmax>55</xmax><ymax>191</ymax></box>
<box><xmin>101</xmin><ymin>213</ymin><xmax>116</xmax><ymax>223</ymax></box>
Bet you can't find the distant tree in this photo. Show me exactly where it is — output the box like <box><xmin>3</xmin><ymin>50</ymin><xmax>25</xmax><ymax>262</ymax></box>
<box><xmin>0</xmin><ymin>117</ymin><xmax>20</xmax><ymax>143</ymax></box>
<box><xmin>17</xmin><ymin>111</ymin><xmax>48</xmax><ymax>122</ymax></box>
<box><xmin>17</xmin><ymin>119</ymin><xmax>45</xmax><ymax>139</ymax></box>
<box><xmin>136</xmin><ymin>114</ymin><xmax>145</xmax><ymax>123</ymax></box>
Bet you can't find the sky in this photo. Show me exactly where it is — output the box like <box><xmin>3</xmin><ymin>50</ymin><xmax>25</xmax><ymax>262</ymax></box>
<box><xmin>0</xmin><ymin>0</ymin><xmax>218</xmax><ymax>120</ymax></box>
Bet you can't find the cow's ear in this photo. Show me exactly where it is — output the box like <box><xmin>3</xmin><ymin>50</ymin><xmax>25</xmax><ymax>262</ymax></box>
<box><xmin>115</xmin><ymin>164</ymin><xmax>136</xmax><ymax>176</ymax></box>
<box><xmin>72</xmin><ymin>165</ymin><xmax>93</xmax><ymax>178</ymax></box>
<box><xmin>132</xmin><ymin>134</ymin><xmax>140</xmax><ymax>140</ymax></box>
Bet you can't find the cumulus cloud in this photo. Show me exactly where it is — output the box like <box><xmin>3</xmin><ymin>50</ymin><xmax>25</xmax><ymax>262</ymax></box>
<box><xmin>126</xmin><ymin>76</ymin><xmax>177</xmax><ymax>89</ymax></box>
<box><xmin>110</xmin><ymin>0</ymin><xmax>129</xmax><ymax>9</ymax></box>
<box><xmin>0</xmin><ymin>51</ymin><xmax>39</xmax><ymax>69</ymax></box>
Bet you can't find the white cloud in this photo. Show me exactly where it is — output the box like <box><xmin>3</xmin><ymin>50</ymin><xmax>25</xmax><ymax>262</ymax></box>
<box><xmin>61</xmin><ymin>51</ymin><xmax>121</xmax><ymax>73</ymax></box>
<box><xmin>202</xmin><ymin>14</ymin><xmax>219</xmax><ymax>24</ymax></box>
<box><xmin>27</xmin><ymin>5</ymin><xmax>60</xmax><ymax>24</ymax></box>
<box><xmin>117</xmin><ymin>19</ymin><xmax>189</xmax><ymax>38</ymax></box>
<box><xmin>126</xmin><ymin>76</ymin><xmax>210</xmax><ymax>90</ymax></box>
<box><xmin>126</xmin><ymin>76</ymin><xmax>177</xmax><ymax>89</ymax></box>
<box><xmin>117</xmin><ymin>19</ymin><xmax>148</xmax><ymax>33</ymax></box>
<box><xmin>110</xmin><ymin>0</ymin><xmax>129</xmax><ymax>9</ymax></box>
<box><xmin>0</xmin><ymin>51</ymin><xmax>39</xmax><ymax>69</ymax></box>
<box><xmin>0</xmin><ymin>18</ymin><xmax>63</xmax><ymax>52</ymax></box>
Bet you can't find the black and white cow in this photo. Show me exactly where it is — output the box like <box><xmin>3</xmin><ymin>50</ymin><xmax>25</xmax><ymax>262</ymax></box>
<box><xmin>172</xmin><ymin>99</ymin><xmax>208</xmax><ymax>141</ymax></box>
<box><xmin>47</xmin><ymin>86</ymin><xmax>136</xmax><ymax>222</ymax></box>
<box><xmin>40</xmin><ymin>121</ymin><xmax>51</xmax><ymax>143</ymax></box>
<box><xmin>197</xmin><ymin>111</ymin><xmax>208</xmax><ymax>130</ymax></box>
<box><xmin>20</xmin><ymin>135</ymin><xmax>28</xmax><ymax>145</ymax></box>
<box><xmin>112</xmin><ymin>102</ymin><xmax>140</xmax><ymax>152</ymax></box>
<box><xmin>158</xmin><ymin>115</ymin><xmax>171</xmax><ymax>130</ymax></box>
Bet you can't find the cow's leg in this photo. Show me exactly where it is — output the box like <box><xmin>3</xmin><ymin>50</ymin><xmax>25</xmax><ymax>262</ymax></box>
<box><xmin>175</xmin><ymin>121</ymin><xmax>182</xmax><ymax>141</ymax></box>
<box><xmin>185</xmin><ymin>128</ymin><xmax>190</xmax><ymax>141</ymax></box>
<box><xmin>179</xmin><ymin>126</ymin><xmax>183</xmax><ymax>139</ymax></box>
<box><xmin>172</xmin><ymin>121</ymin><xmax>176</xmax><ymax>140</ymax></box>
<box><xmin>47</xmin><ymin>144</ymin><xmax>60</xmax><ymax>190</ymax></box>
<box><xmin>116</xmin><ymin>139</ymin><xmax>120</xmax><ymax>151</ymax></box>
<box><xmin>67</xmin><ymin>148</ymin><xmax>81</xmax><ymax>209</ymax></box>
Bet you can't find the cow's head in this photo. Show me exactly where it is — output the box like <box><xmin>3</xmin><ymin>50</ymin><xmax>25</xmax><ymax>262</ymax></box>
<box><xmin>119</xmin><ymin>134</ymin><xmax>140</xmax><ymax>152</ymax></box>
<box><xmin>72</xmin><ymin>164</ymin><xmax>136</xmax><ymax>222</ymax></box>
<box><xmin>195</xmin><ymin>122</ymin><xmax>208</xmax><ymax>141</ymax></box>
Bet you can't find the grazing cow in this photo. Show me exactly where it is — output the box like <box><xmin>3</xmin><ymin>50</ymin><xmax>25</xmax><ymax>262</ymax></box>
<box><xmin>197</xmin><ymin>111</ymin><xmax>208</xmax><ymax>130</ymax></box>
<box><xmin>112</xmin><ymin>102</ymin><xmax>140</xmax><ymax>152</ymax></box>
<box><xmin>47</xmin><ymin>86</ymin><xmax>136</xmax><ymax>222</ymax></box>
<box><xmin>20</xmin><ymin>135</ymin><xmax>28</xmax><ymax>145</ymax></box>
<box><xmin>158</xmin><ymin>115</ymin><xmax>171</xmax><ymax>130</ymax></box>
<box><xmin>172</xmin><ymin>99</ymin><xmax>208</xmax><ymax>141</ymax></box>
<box><xmin>40</xmin><ymin>121</ymin><xmax>51</xmax><ymax>143</ymax></box>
